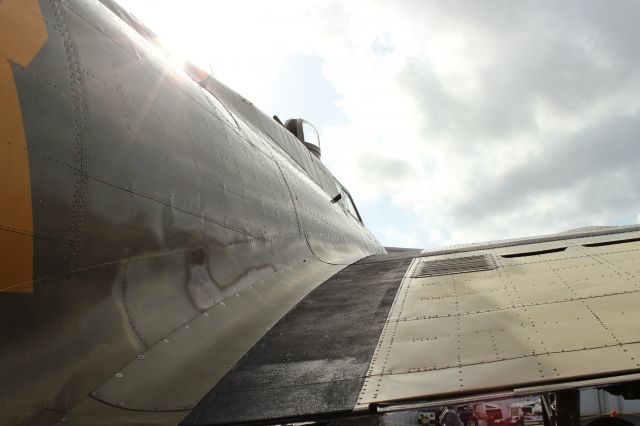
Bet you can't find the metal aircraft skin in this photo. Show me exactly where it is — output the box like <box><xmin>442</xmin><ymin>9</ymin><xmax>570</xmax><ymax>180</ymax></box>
<box><xmin>2</xmin><ymin>1</ymin><xmax>640</xmax><ymax>426</ymax></box>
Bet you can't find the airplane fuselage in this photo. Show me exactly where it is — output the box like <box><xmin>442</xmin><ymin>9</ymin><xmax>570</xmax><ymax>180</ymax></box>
<box><xmin>0</xmin><ymin>0</ymin><xmax>383</xmax><ymax>423</ymax></box>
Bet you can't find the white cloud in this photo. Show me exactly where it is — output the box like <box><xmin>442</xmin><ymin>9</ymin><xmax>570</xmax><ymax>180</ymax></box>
<box><xmin>380</xmin><ymin>225</ymin><xmax>420</xmax><ymax>249</ymax></box>
<box><xmin>118</xmin><ymin>0</ymin><xmax>640</xmax><ymax>248</ymax></box>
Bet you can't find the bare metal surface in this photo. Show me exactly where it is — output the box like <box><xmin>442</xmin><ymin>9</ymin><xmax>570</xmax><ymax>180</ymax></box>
<box><xmin>182</xmin><ymin>258</ymin><xmax>411</xmax><ymax>425</ymax></box>
<box><xmin>373</xmin><ymin>373</ymin><xmax>640</xmax><ymax>414</ymax></box>
<box><xmin>358</xmin><ymin>230</ymin><xmax>640</xmax><ymax>408</ymax></box>
<box><xmin>356</xmin><ymin>225</ymin><xmax>640</xmax><ymax>266</ymax></box>
<box><xmin>55</xmin><ymin>398</ymin><xmax>185</xmax><ymax>426</ymax></box>
<box><xmin>89</xmin><ymin>260</ymin><xmax>343</xmax><ymax>411</ymax></box>
<box><xmin>513</xmin><ymin>372</ymin><xmax>640</xmax><ymax>394</ymax></box>
<box><xmin>419</xmin><ymin>224</ymin><xmax>640</xmax><ymax>257</ymax></box>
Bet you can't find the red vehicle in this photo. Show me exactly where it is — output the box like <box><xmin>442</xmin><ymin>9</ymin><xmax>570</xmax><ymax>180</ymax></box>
<box><xmin>456</xmin><ymin>404</ymin><xmax>504</xmax><ymax>426</ymax></box>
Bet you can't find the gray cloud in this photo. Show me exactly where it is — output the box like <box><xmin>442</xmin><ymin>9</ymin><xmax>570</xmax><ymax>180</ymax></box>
<box><xmin>452</xmin><ymin>114</ymin><xmax>640</xmax><ymax>227</ymax></box>
<box><xmin>357</xmin><ymin>152</ymin><xmax>414</xmax><ymax>183</ymax></box>
<box><xmin>398</xmin><ymin>1</ymin><xmax>640</xmax><ymax>145</ymax></box>
<box><xmin>390</xmin><ymin>1</ymin><xmax>640</xmax><ymax>242</ymax></box>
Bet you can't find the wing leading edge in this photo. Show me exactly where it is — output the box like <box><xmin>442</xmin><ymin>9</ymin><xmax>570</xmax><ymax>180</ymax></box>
<box><xmin>184</xmin><ymin>225</ymin><xmax>640</xmax><ymax>425</ymax></box>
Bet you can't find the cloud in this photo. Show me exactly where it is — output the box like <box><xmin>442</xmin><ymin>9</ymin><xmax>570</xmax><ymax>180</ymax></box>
<box><xmin>380</xmin><ymin>225</ymin><xmax>420</xmax><ymax>249</ymax></box>
<box><xmin>453</xmin><ymin>114</ymin><xmax>640</xmax><ymax>223</ymax></box>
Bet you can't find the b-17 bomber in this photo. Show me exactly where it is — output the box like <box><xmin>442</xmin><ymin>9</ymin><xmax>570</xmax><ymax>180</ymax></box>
<box><xmin>1</xmin><ymin>1</ymin><xmax>640</xmax><ymax>425</ymax></box>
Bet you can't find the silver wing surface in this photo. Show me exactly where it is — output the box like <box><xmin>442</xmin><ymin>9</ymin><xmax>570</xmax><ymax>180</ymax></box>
<box><xmin>183</xmin><ymin>225</ymin><xmax>640</xmax><ymax>425</ymax></box>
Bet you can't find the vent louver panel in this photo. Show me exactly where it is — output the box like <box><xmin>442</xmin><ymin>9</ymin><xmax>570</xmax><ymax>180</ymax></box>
<box><xmin>411</xmin><ymin>255</ymin><xmax>496</xmax><ymax>278</ymax></box>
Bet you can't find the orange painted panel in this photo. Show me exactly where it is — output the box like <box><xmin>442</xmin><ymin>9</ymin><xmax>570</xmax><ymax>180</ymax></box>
<box><xmin>0</xmin><ymin>0</ymin><xmax>48</xmax><ymax>292</ymax></box>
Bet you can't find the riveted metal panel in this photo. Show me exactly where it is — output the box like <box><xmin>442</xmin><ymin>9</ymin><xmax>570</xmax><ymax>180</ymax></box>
<box><xmin>274</xmin><ymin>141</ymin><xmax>383</xmax><ymax>263</ymax></box>
<box><xmin>122</xmin><ymin>250</ymin><xmax>198</xmax><ymax>347</ymax></box>
<box><xmin>13</xmin><ymin>22</ymin><xmax>75</xmax><ymax>161</ymax></box>
<box><xmin>309</xmin><ymin>153</ymin><xmax>339</xmax><ymax>197</ymax></box>
<box><xmin>359</xmin><ymin>345</ymin><xmax>637</xmax><ymax>407</ymax></box>
<box><xmin>571</xmin><ymin>230</ymin><xmax>640</xmax><ymax>247</ymax></box>
<box><xmin>92</xmin><ymin>254</ymin><xmax>343</xmax><ymax>411</ymax></box>
<box><xmin>10</xmin><ymin>1</ymin><xmax>84</xmax><ymax>282</ymax></box>
<box><xmin>56</xmin><ymin>398</ymin><xmax>185</xmax><ymax>426</ymax></box>
<box><xmin>0</xmin><ymin>263</ymin><xmax>143</xmax><ymax>426</ymax></box>
<box><xmin>182</xmin><ymin>258</ymin><xmax>411</xmax><ymax>425</ymax></box>
<box><xmin>62</xmin><ymin>0</ymin><xmax>138</xmax><ymax>57</ymax></box>
<box><xmin>495</xmin><ymin>240</ymin><xmax>569</xmax><ymax>258</ymax></box>
<box><xmin>357</xmin><ymin>235</ymin><xmax>640</xmax><ymax>407</ymax></box>
<box><xmin>420</xmin><ymin>225</ymin><xmax>640</xmax><ymax>258</ymax></box>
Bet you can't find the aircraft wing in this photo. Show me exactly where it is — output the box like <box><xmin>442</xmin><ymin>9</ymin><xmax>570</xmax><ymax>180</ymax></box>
<box><xmin>182</xmin><ymin>225</ymin><xmax>640</xmax><ymax>425</ymax></box>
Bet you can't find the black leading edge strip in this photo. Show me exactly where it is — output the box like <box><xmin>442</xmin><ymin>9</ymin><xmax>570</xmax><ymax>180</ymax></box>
<box><xmin>181</xmin><ymin>257</ymin><xmax>413</xmax><ymax>426</ymax></box>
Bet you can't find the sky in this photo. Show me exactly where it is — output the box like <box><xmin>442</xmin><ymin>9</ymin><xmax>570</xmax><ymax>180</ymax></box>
<box><xmin>117</xmin><ymin>0</ymin><xmax>640</xmax><ymax>249</ymax></box>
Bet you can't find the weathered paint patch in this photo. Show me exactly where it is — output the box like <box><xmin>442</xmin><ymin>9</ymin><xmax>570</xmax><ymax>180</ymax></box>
<box><xmin>0</xmin><ymin>0</ymin><xmax>47</xmax><ymax>292</ymax></box>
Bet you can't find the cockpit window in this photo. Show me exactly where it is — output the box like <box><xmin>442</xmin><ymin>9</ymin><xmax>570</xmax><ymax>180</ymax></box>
<box><xmin>343</xmin><ymin>192</ymin><xmax>359</xmax><ymax>219</ymax></box>
<box><xmin>335</xmin><ymin>182</ymin><xmax>363</xmax><ymax>223</ymax></box>
<box><xmin>302</xmin><ymin>120</ymin><xmax>320</xmax><ymax>147</ymax></box>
